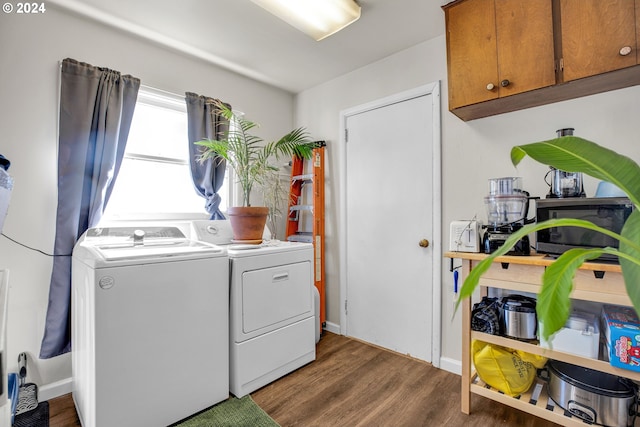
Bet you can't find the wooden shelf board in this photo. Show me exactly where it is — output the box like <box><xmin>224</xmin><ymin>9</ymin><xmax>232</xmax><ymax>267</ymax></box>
<box><xmin>477</xmin><ymin>277</ymin><xmax>631</xmax><ymax>305</ymax></box>
<box><xmin>444</xmin><ymin>251</ymin><xmax>622</xmax><ymax>273</ymax></box>
<box><xmin>470</xmin><ymin>374</ymin><xmax>591</xmax><ymax>427</ymax></box>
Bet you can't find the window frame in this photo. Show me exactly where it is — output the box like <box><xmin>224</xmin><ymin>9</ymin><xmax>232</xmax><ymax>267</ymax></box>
<box><xmin>100</xmin><ymin>86</ymin><xmax>235</xmax><ymax>224</ymax></box>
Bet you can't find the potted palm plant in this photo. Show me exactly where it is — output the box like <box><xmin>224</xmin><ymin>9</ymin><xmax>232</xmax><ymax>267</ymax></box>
<box><xmin>458</xmin><ymin>135</ymin><xmax>640</xmax><ymax>341</ymax></box>
<box><xmin>195</xmin><ymin>100</ymin><xmax>315</xmax><ymax>242</ymax></box>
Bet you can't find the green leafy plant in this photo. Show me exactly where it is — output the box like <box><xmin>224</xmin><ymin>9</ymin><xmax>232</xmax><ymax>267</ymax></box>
<box><xmin>458</xmin><ymin>136</ymin><xmax>640</xmax><ymax>340</ymax></box>
<box><xmin>195</xmin><ymin>100</ymin><xmax>315</xmax><ymax>207</ymax></box>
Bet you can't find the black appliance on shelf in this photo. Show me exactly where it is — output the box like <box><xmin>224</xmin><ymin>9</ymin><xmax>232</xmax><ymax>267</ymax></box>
<box><xmin>535</xmin><ymin>196</ymin><xmax>634</xmax><ymax>262</ymax></box>
<box><xmin>482</xmin><ymin>177</ymin><xmax>535</xmax><ymax>256</ymax></box>
<box><xmin>482</xmin><ymin>223</ymin><xmax>530</xmax><ymax>255</ymax></box>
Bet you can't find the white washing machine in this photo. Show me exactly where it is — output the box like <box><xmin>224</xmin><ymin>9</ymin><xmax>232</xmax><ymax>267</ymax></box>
<box><xmin>72</xmin><ymin>226</ymin><xmax>229</xmax><ymax>427</ymax></box>
<box><xmin>191</xmin><ymin>220</ymin><xmax>316</xmax><ymax>397</ymax></box>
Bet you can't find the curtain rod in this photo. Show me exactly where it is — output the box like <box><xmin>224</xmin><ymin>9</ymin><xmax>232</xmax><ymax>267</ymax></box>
<box><xmin>140</xmin><ymin>84</ymin><xmax>184</xmax><ymax>101</ymax></box>
<box><xmin>57</xmin><ymin>62</ymin><xmax>184</xmax><ymax>101</ymax></box>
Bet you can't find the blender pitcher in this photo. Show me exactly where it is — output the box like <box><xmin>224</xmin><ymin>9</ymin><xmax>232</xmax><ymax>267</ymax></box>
<box><xmin>546</xmin><ymin>128</ymin><xmax>586</xmax><ymax>198</ymax></box>
<box><xmin>482</xmin><ymin>177</ymin><xmax>532</xmax><ymax>255</ymax></box>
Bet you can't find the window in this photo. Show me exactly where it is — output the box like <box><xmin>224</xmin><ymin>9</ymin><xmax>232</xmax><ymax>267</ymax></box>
<box><xmin>101</xmin><ymin>87</ymin><xmax>231</xmax><ymax>222</ymax></box>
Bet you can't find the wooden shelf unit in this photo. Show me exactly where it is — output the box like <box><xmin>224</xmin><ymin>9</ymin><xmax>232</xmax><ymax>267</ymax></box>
<box><xmin>444</xmin><ymin>251</ymin><xmax>634</xmax><ymax>425</ymax></box>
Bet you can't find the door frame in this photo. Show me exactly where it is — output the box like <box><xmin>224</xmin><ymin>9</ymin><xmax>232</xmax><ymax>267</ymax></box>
<box><xmin>338</xmin><ymin>82</ymin><xmax>442</xmax><ymax>367</ymax></box>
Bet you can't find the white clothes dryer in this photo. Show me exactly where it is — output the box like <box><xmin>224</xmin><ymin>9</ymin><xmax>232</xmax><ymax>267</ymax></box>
<box><xmin>71</xmin><ymin>226</ymin><xmax>229</xmax><ymax>427</ymax></box>
<box><xmin>191</xmin><ymin>220</ymin><xmax>316</xmax><ymax>397</ymax></box>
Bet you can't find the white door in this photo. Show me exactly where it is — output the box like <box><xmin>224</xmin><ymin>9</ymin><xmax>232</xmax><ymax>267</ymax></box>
<box><xmin>340</xmin><ymin>84</ymin><xmax>441</xmax><ymax>364</ymax></box>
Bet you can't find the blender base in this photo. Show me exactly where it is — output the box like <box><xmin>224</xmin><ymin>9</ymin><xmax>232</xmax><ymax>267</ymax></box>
<box><xmin>483</xmin><ymin>231</ymin><xmax>530</xmax><ymax>256</ymax></box>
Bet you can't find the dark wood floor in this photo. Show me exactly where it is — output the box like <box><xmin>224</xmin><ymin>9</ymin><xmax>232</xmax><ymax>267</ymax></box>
<box><xmin>49</xmin><ymin>332</ymin><xmax>559</xmax><ymax>427</ymax></box>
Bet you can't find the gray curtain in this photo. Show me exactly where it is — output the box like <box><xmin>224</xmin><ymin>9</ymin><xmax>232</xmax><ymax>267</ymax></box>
<box><xmin>40</xmin><ymin>58</ymin><xmax>140</xmax><ymax>358</ymax></box>
<box><xmin>185</xmin><ymin>92</ymin><xmax>231</xmax><ymax>219</ymax></box>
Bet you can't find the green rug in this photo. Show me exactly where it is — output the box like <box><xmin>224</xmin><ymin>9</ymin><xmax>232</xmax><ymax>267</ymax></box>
<box><xmin>174</xmin><ymin>396</ymin><xmax>280</xmax><ymax>427</ymax></box>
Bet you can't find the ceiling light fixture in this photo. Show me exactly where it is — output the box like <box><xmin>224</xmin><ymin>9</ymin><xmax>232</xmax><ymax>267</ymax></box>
<box><xmin>251</xmin><ymin>0</ymin><xmax>361</xmax><ymax>41</ymax></box>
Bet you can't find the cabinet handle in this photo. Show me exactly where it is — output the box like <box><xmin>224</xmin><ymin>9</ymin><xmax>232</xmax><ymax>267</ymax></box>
<box><xmin>619</xmin><ymin>46</ymin><xmax>632</xmax><ymax>56</ymax></box>
<box><xmin>500</xmin><ymin>79</ymin><xmax>510</xmax><ymax>87</ymax></box>
<box><xmin>486</xmin><ymin>83</ymin><xmax>495</xmax><ymax>91</ymax></box>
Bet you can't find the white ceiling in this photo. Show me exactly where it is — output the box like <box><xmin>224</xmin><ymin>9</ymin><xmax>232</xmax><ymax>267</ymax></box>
<box><xmin>48</xmin><ymin>0</ymin><xmax>448</xmax><ymax>93</ymax></box>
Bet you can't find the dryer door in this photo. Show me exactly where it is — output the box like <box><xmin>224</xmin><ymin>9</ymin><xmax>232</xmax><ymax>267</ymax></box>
<box><xmin>241</xmin><ymin>261</ymin><xmax>312</xmax><ymax>335</ymax></box>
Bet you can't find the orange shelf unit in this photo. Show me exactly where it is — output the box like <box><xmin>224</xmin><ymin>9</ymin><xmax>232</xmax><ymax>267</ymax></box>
<box><xmin>286</xmin><ymin>142</ymin><xmax>326</xmax><ymax>330</ymax></box>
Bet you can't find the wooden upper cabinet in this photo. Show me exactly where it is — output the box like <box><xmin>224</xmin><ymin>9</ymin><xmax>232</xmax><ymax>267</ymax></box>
<box><xmin>445</xmin><ymin>0</ymin><xmax>499</xmax><ymax>109</ymax></box>
<box><xmin>495</xmin><ymin>1</ymin><xmax>556</xmax><ymax>96</ymax></box>
<box><xmin>443</xmin><ymin>0</ymin><xmax>640</xmax><ymax>121</ymax></box>
<box><xmin>444</xmin><ymin>0</ymin><xmax>555</xmax><ymax>111</ymax></box>
<box><xmin>559</xmin><ymin>0</ymin><xmax>637</xmax><ymax>82</ymax></box>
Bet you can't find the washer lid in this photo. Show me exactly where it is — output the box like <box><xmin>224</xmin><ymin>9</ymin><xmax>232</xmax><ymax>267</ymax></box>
<box><xmin>93</xmin><ymin>240</ymin><xmax>222</xmax><ymax>261</ymax></box>
<box><xmin>85</xmin><ymin>226</ymin><xmax>187</xmax><ymax>240</ymax></box>
<box><xmin>75</xmin><ymin>226</ymin><xmax>225</xmax><ymax>265</ymax></box>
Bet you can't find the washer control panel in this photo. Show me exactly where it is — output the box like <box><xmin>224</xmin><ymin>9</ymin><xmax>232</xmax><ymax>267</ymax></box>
<box><xmin>191</xmin><ymin>220</ymin><xmax>234</xmax><ymax>245</ymax></box>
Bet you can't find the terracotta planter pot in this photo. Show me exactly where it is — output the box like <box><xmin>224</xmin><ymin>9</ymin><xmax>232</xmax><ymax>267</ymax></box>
<box><xmin>227</xmin><ymin>206</ymin><xmax>269</xmax><ymax>242</ymax></box>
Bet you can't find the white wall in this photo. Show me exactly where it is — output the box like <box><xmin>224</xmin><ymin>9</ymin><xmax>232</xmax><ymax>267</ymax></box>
<box><xmin>295</xmin><ymin>34</ymin><xmax>640</xmax><ymax>372</ymax></box>
<box><xmin>0</xmin><ymin>8</ymin><xmax>297</xmax><ymax>391</ymax></box>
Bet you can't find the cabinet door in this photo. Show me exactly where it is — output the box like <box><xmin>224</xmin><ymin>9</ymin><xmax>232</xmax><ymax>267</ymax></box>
<box><xmin>445</xmin><ymin>0</ymin><xmax>555</xmax><ymax>111</ymax></box>
<box><xmin>445</xmin><ymin>0</ymin><xmax>499</xmax><ymax>110</ymax></box>
<box><xmin>495</xmin><ymin>0</ymin><xmax>555</xmax><ymax>97</ymax></box>
<box><xmin>560</xmin><ymin>0</ymin><xmax>637</xmax><ymax>82</ymax></box>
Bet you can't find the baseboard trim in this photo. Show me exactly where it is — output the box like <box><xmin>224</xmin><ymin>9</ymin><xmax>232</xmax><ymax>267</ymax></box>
<box><xmin>39</xmin><ymin>377</ymin><xmax>72</xmax><ymax>402</ymax></box>
<box><xmin>323</xmin><ymin>321</ymin><xmax>340</xmax><ymax>335</ymax></box>
<box><xmin>439</xmin><ymin>357</ymin><xmax>461</xmax><ymax>376</ymax></box>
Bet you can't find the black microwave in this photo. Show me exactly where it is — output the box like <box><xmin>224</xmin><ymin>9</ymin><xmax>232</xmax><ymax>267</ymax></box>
<box><xmin>536</xmin><ymin>197</ymin><xmax>634</xmax><ymax>261</ymax></box>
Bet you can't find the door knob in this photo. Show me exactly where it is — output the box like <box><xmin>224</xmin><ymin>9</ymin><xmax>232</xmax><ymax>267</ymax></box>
<box><xmin>418</xmin><ymin>239</ymin><xmax>430</xmax><ymax>248</ymax></box>
<box><xmin>619</xmin><ymin>46</ymin><xmax>632</xmax><ymax>56</ymax></box>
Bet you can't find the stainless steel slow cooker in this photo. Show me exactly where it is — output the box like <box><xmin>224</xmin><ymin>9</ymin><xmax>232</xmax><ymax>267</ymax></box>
<box><xmin>499</xmin><ymin>294</ymin><xmax>537</xmax><ymax>340</ymax></box>
<box><xmin>546</xmin><ymin>360</ymin><xmax>637</xmax><ymax>427</ymax></box>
